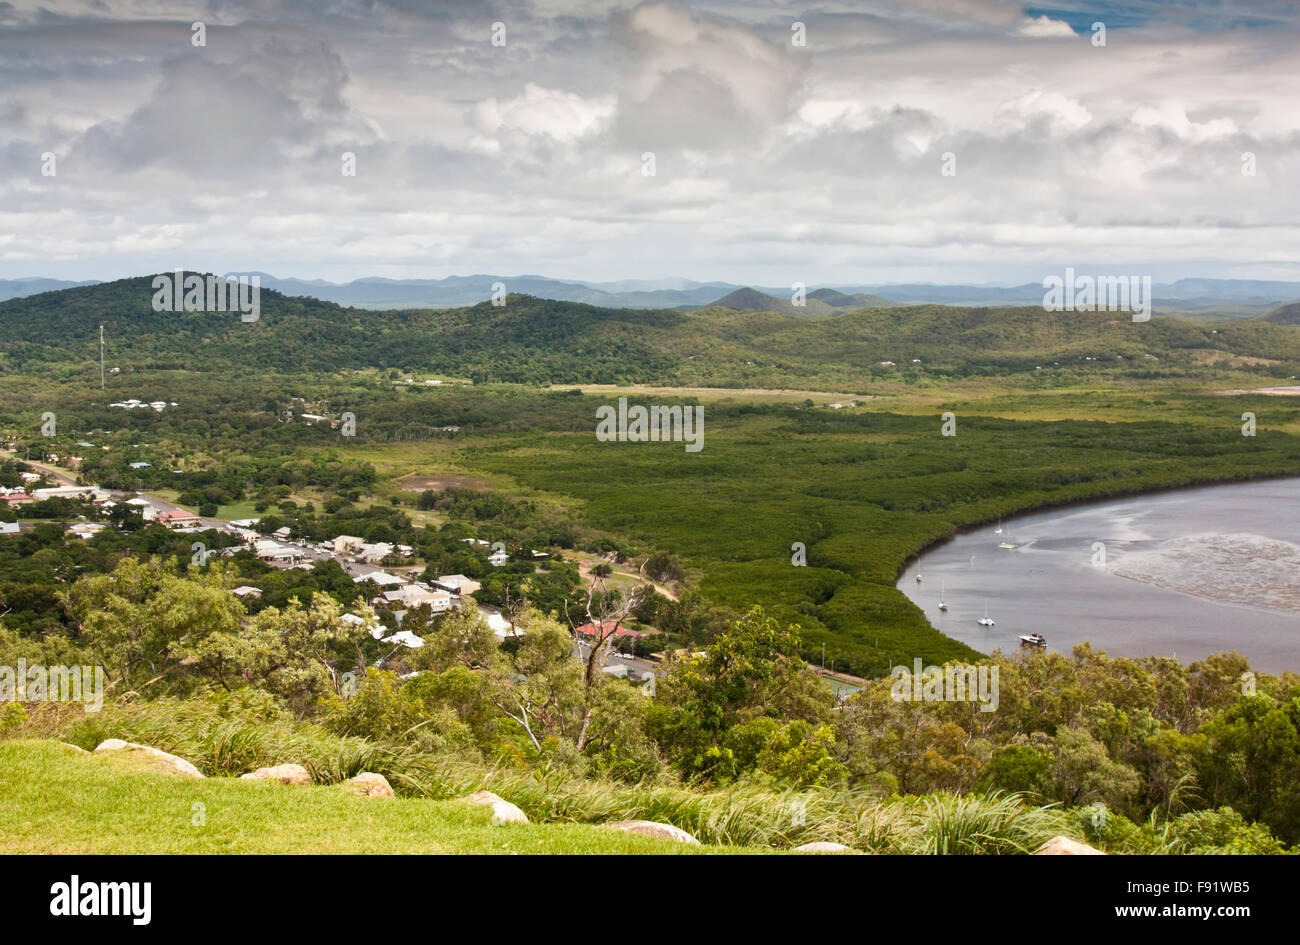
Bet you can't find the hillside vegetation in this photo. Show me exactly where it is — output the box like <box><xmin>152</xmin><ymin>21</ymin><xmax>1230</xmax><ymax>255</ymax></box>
<box><xmin>4</xmin><ymin>278</ymin><xmax>1300</xmax><ymax>855</ymax></box>
<box><xmin>4</xmin><ymin>275</ymin><xmax>1300</xmax><ymax>388</ymax></box>
<box><xmin>0</xmin><ymin>741</ymin><xmax>749</xmax><ymax>854</ymax></box>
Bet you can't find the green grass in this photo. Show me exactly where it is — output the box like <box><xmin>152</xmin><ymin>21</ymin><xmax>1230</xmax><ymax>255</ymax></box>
<box><xmin>216</xmin><ymin>499</ymin><xmax>261</xmax><ymax>521</ymax></box>
<box><xmin>13</xmin><ymin>696</ymin><xmax>1093</xmax><ymax>853</ymax></box>
<box><xmin>2</xmin><ymin>737</ymin><xmax>1096</xmax><ymax>853</ymax></box>
<box><xmin>0</xmin><ymin>740</ymin><xmax>763</xmax><ymax>854</ymax></box>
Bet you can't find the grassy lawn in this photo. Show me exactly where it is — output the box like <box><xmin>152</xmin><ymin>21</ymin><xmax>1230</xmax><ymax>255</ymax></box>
<box><xmin>215</xmin><ymin>499</ymin><xmax>261</xmax><ymax>521</ymax></box>
<box><xmin>0</xmin><ymin>740</ymin><xmax>765</xmax><ymax>854</ymax></box>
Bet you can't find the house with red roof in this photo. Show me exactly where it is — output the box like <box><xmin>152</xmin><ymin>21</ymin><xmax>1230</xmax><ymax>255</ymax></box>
<box><xmin>574</xmin><ymin>620</ymin><xmax>646</xmax><ymax>642</ymax></box>
<box><xmin>158</xmin><ymin>509</ymin><xmax>202</xmax><ymax>528</ymax></box>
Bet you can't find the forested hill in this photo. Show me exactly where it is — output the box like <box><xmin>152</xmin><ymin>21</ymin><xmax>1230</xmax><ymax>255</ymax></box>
<box><xmin>3</xmin><ymin>274</ymin><xmax>1300</xmax><ymax>387</ymax></box>
<box><xmin>0</xmin><ymin>276</ymin><xmax>681</xmax><ymax>384</ymax></box>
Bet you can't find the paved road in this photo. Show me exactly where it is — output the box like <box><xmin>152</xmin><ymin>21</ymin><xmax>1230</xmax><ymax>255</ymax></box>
<box><xmin>1</xmin><ymin>452</ymin><xmax>78</xmax><ymax>486</ymax></box>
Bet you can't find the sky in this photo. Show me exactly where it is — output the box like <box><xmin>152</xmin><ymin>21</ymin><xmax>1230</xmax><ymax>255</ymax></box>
<box><xmin>1</xmin><ymin>0</ymin><xmax>1299</xmax><ymax>286</ymax></box>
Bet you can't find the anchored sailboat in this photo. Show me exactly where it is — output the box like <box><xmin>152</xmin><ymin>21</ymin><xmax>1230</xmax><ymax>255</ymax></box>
<box><xmin>977</xmin><ymin>599</ymin><xmax>995</xmax><ymax>627</ymax></box>
<box><xmin>938</xmin><ymin>580</ymin><xmax>947</xmax><ymax>612</ymax></box>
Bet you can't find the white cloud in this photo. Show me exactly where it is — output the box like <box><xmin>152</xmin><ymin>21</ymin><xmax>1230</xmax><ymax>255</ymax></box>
<box><xmin>1016</xmin><ymin>15</ymin><xmax>1077</xmax><ymax>38</ymax></box>
<box><xmin>998</xmin><ymin>89</ymin><xmax>1094</xmax><ymax>132</ymax></box>
<box><xmin>1131</xmin><ymin>102</ymin><xmax>1239</xmax><ymax>142</ymax></box>
<box><xmin>474</xmin><ymin>84</ymin><xmax>615</xmax><ymax>140</ymax></box>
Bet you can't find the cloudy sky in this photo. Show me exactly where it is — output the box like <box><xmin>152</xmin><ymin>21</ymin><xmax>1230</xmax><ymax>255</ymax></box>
<box><xmin>1</xmin><ymin>0</ymin><xmax>1298</xmax><ymax>286</ymax></box>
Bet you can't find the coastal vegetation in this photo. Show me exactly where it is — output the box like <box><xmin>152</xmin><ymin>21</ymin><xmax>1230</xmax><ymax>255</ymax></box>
<box><xmin>3</xmin><ymin>278</ymin><xmax>1300</xmax><ymax>852</ymax></box>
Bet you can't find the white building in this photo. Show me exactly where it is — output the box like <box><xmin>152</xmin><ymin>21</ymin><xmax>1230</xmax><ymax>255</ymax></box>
<box><xmin>254</xmin><ymin>539</ymin><xmax>300</xmax><ymax>563</ymax></box>
<box><xmin>32</xmin><ymin>485</ymin><xmax>104</xmax><ymax>501</ymax></box>
<box><xmin>380</xmin><ymin>584</ymin><xmax>452</xmax><ymax>612</ymax></box>
<box><xmin>66</xmin><ymin>522</ymin><xmax>106</xmax><ymax>539</ymax></box>
<box><xmin>356</xmin><ymin>542</ymin><xmax>394</xmax><ymax>563</ymax></box>
<box><xmin>435</xmin><ymin>574</ymin><xmax>481</xmax><ymax>595</ymax></box>
<box><xmin>329</xmin><ymin>535</ymin><xmax>365</xmax><ymax>555</ymax></box>
<box><xmin>353</xmin><ymin>570</ymin><xmax>408</xmax><ymax>588</ymax></box>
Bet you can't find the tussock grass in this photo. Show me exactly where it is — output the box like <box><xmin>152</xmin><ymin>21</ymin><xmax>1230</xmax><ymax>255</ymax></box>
<box><xmin>903</xmin><ymin>792</ymin><xmax>1069</xmax><ymax>855</ymax></box>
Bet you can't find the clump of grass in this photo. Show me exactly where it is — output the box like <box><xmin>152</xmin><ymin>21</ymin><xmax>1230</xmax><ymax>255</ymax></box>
<box><xmin>895</xmin><ymin>792</ymin><xmax>1071</xmax><ymax>855</ymax></box>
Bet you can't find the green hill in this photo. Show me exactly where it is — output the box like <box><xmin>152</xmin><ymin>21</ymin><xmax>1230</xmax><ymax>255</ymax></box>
<box><xmin>709</xmin><ymin>286</ymin><xmax>837</xmax><ymax>318</ymax></box>
<box><xmin>1266</xmin><ymin>301</ymin><xmax>1300</xmax><ymax>325</ymax></box>
<box><xmin>0</xmin><ymin>740</ymin><xmax>753</xmax><ymax>854</ymax></box>
<box><xmin>3</xmin><ymin>274</ymin><xmax>1300</xmax><ymax>387</ymax></box>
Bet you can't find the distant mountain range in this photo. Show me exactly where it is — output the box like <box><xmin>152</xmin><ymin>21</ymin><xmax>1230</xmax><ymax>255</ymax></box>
<box><xmin>5</xmin><ymin>274</ymin><xmax>1300</xmax><ymax>316</ymax></box>
<box><xmin>0</xmin><ymin>277</ymin><xmax>100</xmax><ymax>302</ymax></box>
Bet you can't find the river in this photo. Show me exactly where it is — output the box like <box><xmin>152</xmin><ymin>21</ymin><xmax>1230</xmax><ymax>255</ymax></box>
<box><xmin>897</xmin><ymin>478</ymin><xmax>1300</xmax><ymax>672</ymax></box>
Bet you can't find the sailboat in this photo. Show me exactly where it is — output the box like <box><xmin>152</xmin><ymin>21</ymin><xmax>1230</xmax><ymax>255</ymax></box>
<box><xmin>937</xmin><ymin>580</ymin><xmax>948</xmax><ymax>611</ymax></box>
<box><xmin>977</xmin><ymin>599</ymin><xmax>995</xmax><ymax>627</ymax></box>
<box><xmin>994</xmin><ymin>516</ymin><xmax>1003</xmax><ymax>535</ymax></box>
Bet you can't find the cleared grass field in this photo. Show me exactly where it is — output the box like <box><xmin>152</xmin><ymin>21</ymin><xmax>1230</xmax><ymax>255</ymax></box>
<box><xmin>0</xmin><ymin>741</ymin><xmax>763</xmax><ymax>855</ymax></box>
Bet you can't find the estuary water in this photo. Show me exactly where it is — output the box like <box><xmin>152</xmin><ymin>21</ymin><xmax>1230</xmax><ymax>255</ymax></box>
<box><xmin>896</xmin><ymin>478</ymin><xmax>1300</xmax><ymax>672</ymax></box>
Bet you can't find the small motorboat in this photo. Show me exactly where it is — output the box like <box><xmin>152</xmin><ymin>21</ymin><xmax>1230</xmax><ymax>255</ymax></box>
<box><xmin>977</xmin><ymin>599</ymin><xmax>995</xmax><ymax>627</ymax></box>
<box><xmin>1019</xmin><ymin>633</ymin><xmax>1047</xmax><ymax>648</ymax></box>
<box><xmin>998</xmin><ymin>542</ymin><xmax>1017</xmax><ymax>550</ymax></box>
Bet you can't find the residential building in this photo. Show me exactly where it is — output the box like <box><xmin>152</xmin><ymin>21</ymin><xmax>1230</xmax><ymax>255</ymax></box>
<box><xmin>574</xmin><ymin>620</ymin><xmax>645</xmax><ymax>643</ymax></box>
<box><xmin>379</xmin><ymin>585</ymin><xmax>453</xmax><ymax>612</ymax></box>
<box><xmin>157</xmin><ymin>509</ymin><xmax>201</xmax><ymax>529</ymax></box>
<box><xmin>329</xmin><ymin>535</ymin><xmax>365</xmax><ymax>555</ymax></box>
<box><xmin>353</xmin><ymin>570</ymin><xmax>408</xmax><ymax>588</ymax></box>
<box><xmin>434</xmin><ymin>574</ymin><xmax>481</xmax><ymax>595</ymax></box>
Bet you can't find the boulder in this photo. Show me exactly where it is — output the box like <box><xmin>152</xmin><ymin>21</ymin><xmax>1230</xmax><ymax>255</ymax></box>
<box><xmin>345</xmin><ymin>772</ymin><xmax>396</xmax><ymax>798</ymax></box>
<box><xmin>60</xmin><ymin>742</ymin><xmax>90</xmax><ymax>754</ymax></box>
<box><xmin>1033</xmin><ymin>836</ymin><xmax>1105</xmax><ymax>855</ymax></box>
<box><xmin>603</xmin><ymin>820</ymin><xmax>699</xmax><ymax>845</ymax></box>
<box><xmin>240</xmin><ymin>763</ymin><xmax>312</xmax><ymax>785</ymax></box>
<box><xmin>794</xmin><ymin>841</ymin><xmax>854</xmax><ymax>853</ymax></box>
<box><xmin>464</xmin><ymin>790</ymin><xmax>528</xmax><ymax>825</ymax></box>
<box><xmin>93</xmin><ymin>738</ymin><xmax>203</xmax><ymax>778</ymax></box>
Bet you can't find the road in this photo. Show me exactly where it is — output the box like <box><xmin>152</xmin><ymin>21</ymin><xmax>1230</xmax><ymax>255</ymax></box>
<box><xmin>0</xmin><ymin>451</ymin><xmax>78</xmax><ymax>486</ymax></box>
